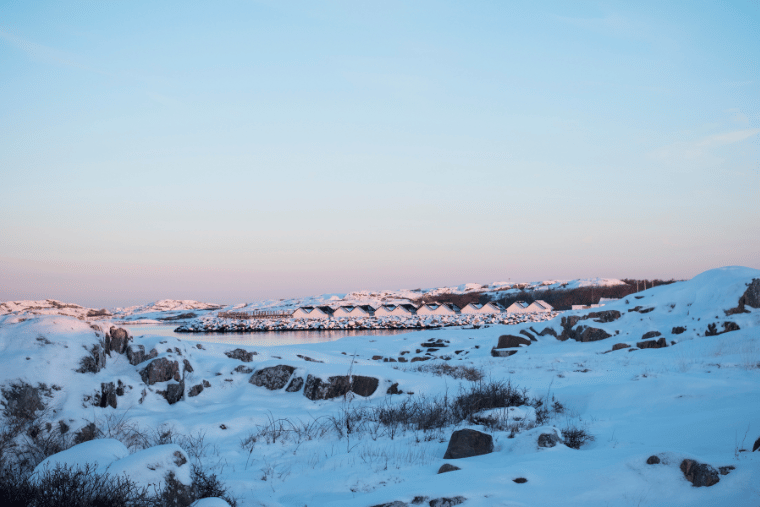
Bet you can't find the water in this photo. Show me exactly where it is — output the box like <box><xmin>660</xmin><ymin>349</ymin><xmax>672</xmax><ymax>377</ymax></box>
<box><xmin>121</xmin><ymin>323</ymin><xmax>412</xmax><ymax>347</ymax></box>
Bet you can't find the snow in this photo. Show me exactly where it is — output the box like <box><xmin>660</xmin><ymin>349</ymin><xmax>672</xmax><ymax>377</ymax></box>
<box><xmin>2</xmin><ymin>266</ymin><xmax>759</xmax><ymax>506</ymax></box>
<box><xmin>106</xmin><ymin>444</ymin><xmax>192</xmax><ymax>489</ymax></box>
<box><xmin>32</xmin><ymin>439</ymin><xmax>129</xmax><ymax>476</ymax></box>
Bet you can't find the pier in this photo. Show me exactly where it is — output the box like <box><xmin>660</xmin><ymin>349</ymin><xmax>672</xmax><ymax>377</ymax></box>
<box><xmin>218</xmin><ymin>310</ymin><xmax>293</xmax><ymax>320</ymax></box>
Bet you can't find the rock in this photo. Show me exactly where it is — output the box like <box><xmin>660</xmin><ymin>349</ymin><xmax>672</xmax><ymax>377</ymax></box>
<box><xmin>611</xmin><ymin>343</ymin><xmax>630</xmax><ymax>351</ymax></box>
<box><xmin>680</xmin><ymin>459</ymin><xmax>720</xmax><ymax>487</ymax></box>
<box><xmin>538</xmin><ymin>327</ymin><xmax>558</xmax><ymax>337</ymax></box>
<box><xmin>77</xmin><ymin>343</ymin><xmax>107</xmax><ymax>373</ymax></box>
<box><xmin>628</xmin><ymin>306</ymin><xmax>655</xmax><ymax>314</ymax></box>
<box><xmin>369</xmin><ymin>502</ymin><xmax>407</xmax><ymax>507</ymax></box>
<box><xmin>576</xmin><ymin>326</ymin><xmax>611</xmax><ymax>342</ymax></box>
<box><xmin>586</xmin><ymin>310</ymin><xmax>622</xmax><ymax>323</ymax></box>
<box><xmin>182</xmin><ymin>359</ymin><xmax>193</xmax><ymax>373</ymax></box>
<box><xmin>718</xmin><ymin>465</ymin><xmax>735</xmax><ymax>475</ymax></box>
<box><xmin>233</xmin><ymin>365</ymin><xmax>253</xmax><ymax>374</ymax></box>
<box><xmin>372</xmin><ymin>355</ymin><xmax>383</xmax><ymax>360</ymax></box>
<box><xmin>202</xmin><ymin>379</ymin><xmax>211</xmax><ymax>388</ymax></box>
<box><xmin>158</xmin><ymin>381</ymin><xmax>184</xmax><ymax>405</ymax></box>
<box><xmin>410</xmin><ymin>356</ymin><xmax>431</xmax><ymax>362</ymax></box>
<box><xmin>429</xmin><ymin>497</ymin><xmax>466</xmax><ymax>507</ymax></box>
<box><xmin>443</xmin><ymin>429</ymin><xmax>494</xmax><ymax>459</ymax></box>
<box><xmin>107</xmin><ymin>327</ymin><xmax>131</xmax><ymax>355</ymax></box>
<box><xmin>706</xmin><ymin>322</ymin><xmax>740</xmax><ymax>336</ymax></box>
<box><xmin>497</xmin><ymin>335</ymin><xmax>531</xmax><ymax>348</ymax></box>
<box><xmin>646</xmin><ymin>455</ymin><xmax>661</xmax><ymax>465</ymax></box>
<box><xmin>672</xmin><ymin>326</ymin><xmax>686</xmax><ymax>335</ymax></box>
<box><xmin>437</xmin><ymin>463</ymin><xmax>461</xmax><ymax>474</ymax></box>
<box><xmin>519</xmin><ymin>329</ymin><xmax>536</xmax><ymax>342</ymax></box>
<box><xmin>726</xmin><ymin>278</ymin><xmax>760</xmax><ymax>315</ymax></box>
<box><xmin>538</xmin><ymin>432</ymin><xmax>561</xmax><ymax>448</ymax></box>
<box><xmin>224</xmin><ymin>348</ymin><xmax>257</xmax><ymax>362</ymax></box>
<box><xmin>490</xmin><ymin>348</ymin><xmax>517</xmax><ymax>358</ymax></box>
<box><xmin>513</xmin><ymin>477</ymin><xmax>528</xmax><ymax>483</ymax></box>
<box><xmin>140</xmin><ymin>358</ymin><xmax>181</xmax><ymax>385</ymax></box>
<box><xmin>99</xmin><ymin>382</ymin><xmax>117</xmax><ymax>409</ymax></box>
<box><xmin>642</xmin><ymin>331</ymin><xmax>662</xmax><ymax>339</ymax></box>
<box><xmin>1</xmin><ymin>382</ymin><xmax>44</xmax><ymax>422</ymax></box>
<box><xmin>297</xmin><ymin>354</ymin><xmax>324</xmax><ymax>363</ymax></box>
<box><xmin>126</xmin><ymin>344</ymin><xmax>158</xmax><ymax>366</ymax></box>
<box><xmin>753</xmin><ymin>436</ymin><xmax>760</xmax><ymax>452</ymax></box>
<box><xmin>387</xmin><ymin>383</ymin><xmax>403</xmax><ymax>395</ymax></box>
<box><xmin>188</xmin><ymin>384</ymin><xmax>204</xmax><ymax>397</ymax></box>
<box><xmin>73</xmin><ymin>422</ymin><xmax>98</xmax><ymax>444</ymax></box>
<box><xmin>249</xmin><ymin>365</ymin><xmax>296</xmax><ymax>390</ymax></box>
<box><xmin>285</xmin><ymin>376</ymin><xmax>304</xmax><ymax>392</ymax></box>
<box><xmin>302</xmin><ymin>374</ymin><xmax>379</xmax><ymax>400</ymax></box>
<box><xmin>637</xmin><ymin>338</ymin><xmax>668</xmax><ymax>349</ymax></box>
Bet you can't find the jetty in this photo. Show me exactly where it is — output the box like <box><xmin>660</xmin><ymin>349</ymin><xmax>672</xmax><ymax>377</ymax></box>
<box><xmin>217</xmin><ymin>310</ymin><xmax>293</xmax><ymax>320</ymax></box>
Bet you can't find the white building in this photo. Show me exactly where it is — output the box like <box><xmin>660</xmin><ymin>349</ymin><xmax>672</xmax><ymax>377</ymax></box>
<box><xmin>527</xmin><ymin>300</ymin><xmax>553</xmax><ymax>313</ymax></box>
<box><xmin>433</xmin><ymin>303</ymin><xmax>461</xmax><ymax>316</ymax></box>
<box><xmin>348</xmin><ymin>305</ymin><xmax>375</xmax><ymax>318</ymax></box>
<box><xmin>391</xmin><ymin>304</ymin><xmax>418</xmax><ymax>316</ymax></box>
<box><xmin>292</xmin><ymin>306</ymin><xmax>334</xmax><ymax>319</ymax></box>
<box><xmin>461</xmin><ymin>302</ymin><xmax>504</xmax><ymax>314</ymax></box>
<box><xmin>373</xmin><ymin>305</ymin><xmax>396</xmax><ymax>317</ymax></box>
<box><xmin>416</xmin><ymin>304</ymin><xmax>439</xmax><ymax>316</ymax></box>
<box><xmin>506</xmin><ymin>301</ymin><xmax>531</xmax><ymax>313</ymax></box>
<box><xmin>332</xmin><ymin>306</ymin><xmax>354</xmax><ymax>318</ymax></box>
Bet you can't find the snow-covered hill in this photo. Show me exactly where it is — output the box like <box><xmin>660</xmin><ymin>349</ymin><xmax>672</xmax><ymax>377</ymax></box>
<box><xmin>0</xmin><ymin>299</ymin><xmax>109</xmax><ymax>319</ymax></box>
<box><xmin>0</xmin><ymin>266</ymin><xmax>758</xmax><ymax>506</ymax></box>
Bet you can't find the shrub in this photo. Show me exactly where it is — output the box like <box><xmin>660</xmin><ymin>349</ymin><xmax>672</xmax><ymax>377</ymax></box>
<box><xmin>561</xmin><ymin>425</ymin><xmax>595</xmax><ymax>449</ymax></box>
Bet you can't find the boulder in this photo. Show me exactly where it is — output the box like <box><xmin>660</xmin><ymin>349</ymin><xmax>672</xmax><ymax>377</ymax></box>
<box><xmin>140</xmin><ymin>358</ymin><xmax>181</xmax><ymax>385</ymax></box>
<box><xmin>77</xmin><ymin>343</ymin><xmax>107</xmax><ymax>374</ymax></box>
<box><xmin>249</xmin><ymin>365</ymin><xmax>296</xmax><ymax>390</ymax></box>
<box><xmin>107</xmin><ymin>327</ymin><xmax>131</xmax><ymax>355</ymax></box>
<box><xmin>519</xmin><ymin>329</ymin><xmax>536</xmax><ymax>342</ymax></box>
<box><xmin>642</xmin><ymin>331</ymin><xmax>662</xmax><ymax>339</ymax></box>
<box><xmin>386</xmin><ymin>383</ymin><xmax>403</xmax><ymax>395</ymax></box>
<box><xmin>437</xmin><ymin>463</ymin><xmax>461</xmax><ymax>474</ymax></box>
<box><xmin>611</xmin><ymin>343</ymin><xmax>630</xmax><ymax>351</ymax></box>
<box><xmin>672</xmin><ymin>326</ymin><xmax>686</xmax><ymax>335</ymax></box>
<box><xmin>302</xmin><ymin>375</ymin><xmax>379</xmax><ymax>400</ymax></box>
<box><xmin>538</xmin><ymin>432</ymin><xmax>561</xmax><ymax>448</ymax></box>
<box><xmin>680</xmin><ymin>459</ymin><xmax>720</xmax><ymax>487</ymax></box>
<box><xmin>182</xmin><ymin>359</ymin><xmax>193</xmax><ymax>373</ymax></box>
<box><xmin>637</xmin><ymin>338</ymin><xmax>668</xmax><ymax>349</ymax></box>
<box><xmin>126</xmin><ymin>344</ymin><xmax>158</xmax><ymax>366</ymax></box>
<box><xmin>158</xmin><ymin>381</ymin><xmax>184</xmax><ymax>405</ymax></box>
<box><xmin>224</xmin><ymin>348</ymin><xmax>257</xmax><ymax>362</ymax></box>
<box><xmin>586</xmin><ymin>310</ymin><xmax>622</xmax><ymax>323</ymax></box>
<box><xmin>706</xmin><ymin>322</ymin><xmax>740</xmax><ymax>336</ymax></box>
<box><xmin>497</xmin><ymin>335</ymin><xmax>531</xmax><ymax>348</ymax></box>
<box><xmin>443</xmin><ymin>429</ymin><xmax>494</xmax><ymax>459</ymax></box>
<box><xmin>369</xmin><ymin>502</ymin><xmax>407</xmax><ymax>507</ymax></box>
<box><xmin>513</xmin><ymin>477</ymin><xmax>528</xmax><ymax>483</ymax></box>
<box><xmin>719</xmin><ymin>465</ymin><xmax>735</xmax><ymax>475</ymax></box>
<box><xmin>646</xmin><ymin>455</ymin><xmax>661</xmax><ymax>465</ymax></box>
<box><xmin>538</xmin><ymin>327</ymin><xmax>558</xmax><ymax>338</ymax></box>
<box><xmin>576</xmin><ymin>326</ymin><xmax>611</xmax><ymax>342</ymax></box>
<box><xmin>99</xmin><ymin>382</ymin><xmax>117</xmax><ymax>409</ymax></box>
<box><xmin>753</xmin><ymin>436</ymin><xmax>760</xmax><ymax>452</ymax></box>
<box><xmin>233</xmin><ymin>365</ymin><xmax>253</xmax><ymax>374</ymax></box>
<box><xmin>188</xmin><ymin>384</ymin><xmax>204</xmax><ymax>397</ymax></box>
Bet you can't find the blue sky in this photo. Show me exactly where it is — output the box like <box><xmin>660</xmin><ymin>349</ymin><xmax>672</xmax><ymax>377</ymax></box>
<box><xmin>1</xmin><ymin>0</ymin><xmax>759</xmax><ymax>307</ymax></box>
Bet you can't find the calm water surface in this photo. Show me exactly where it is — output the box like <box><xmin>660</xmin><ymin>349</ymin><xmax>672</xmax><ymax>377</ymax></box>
<box><xmin>122</xmin><ymin>323</ymin><xmax>412</xmax><ymax>347</ymax></box>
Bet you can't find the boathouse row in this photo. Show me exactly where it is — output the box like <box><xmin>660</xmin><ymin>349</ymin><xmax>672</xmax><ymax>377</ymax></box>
<box><xmin>290</xmin><ymin>300</ymin><xmax>553</xmax><ymax>319</ymax></box>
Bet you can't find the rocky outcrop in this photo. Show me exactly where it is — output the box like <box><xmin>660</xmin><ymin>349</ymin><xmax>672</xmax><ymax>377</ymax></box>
<box><xmin>77</xmin><ymin>342</ymin><xmax>107</xmax><ymax>373</ymax></box>
<box><xmin>249</xmin><ymin>365</ymin><xmax>296</xmax><ymax>390</ymax></box>
<box><xmin>490</xmin><ymin>348</ymin><xmax>517</xmax><ymax>358</ymax></box>
<box><xmin>126</xmin><ymin>344</ymin><xmax>158</xmax><ymax>366</ymax></box>
<box><xmin>586</xmin><ymin>310</ymin><xmax>622</xmax><ymax>323</ymax></box>
<box><xmin>642</xmin><ymin>331</ymin><xmax>661</xmax><ymax>339</ymax></box>
<box><xmin>538</xmin><ymin>327</ymin><xmax>558</xmax><ymax>338</ymax></box>
<box><xmin>224</xmin><ymin>348</ymin><xmax>257</xmax><ymax>362</ymax></box>
<box><xmin>429</xmin><ymin>497</ymin><xmax>466</xmax><ymax>507</ymax></box>
<box><xmin>575</xmin><ymin>326</ymin><xmax>611</xmax><ymax>342</ymax></box>
<box><xmin>611</xmin><ymin>343</ymin><xmax>630</xmax><ymax>351</ymax></box>
<box><xmin>302</xmin><ymin>374</ymin><xmax>379</xmax><ymax>401</ymax></box>
<box><xmin>538</xmin><ymin>432</ymin><xmax>561</xmax><ymax>448</ymax></box>
<box><xmin>637</xmin><ymin>338</ymin><xmax>668</xmax><ymax>349</ymax></box>
<box><xmin>557</xmin><ymin>315</ymin><xmax>612</xmax><ymax>342</ymax></box>
<box><xmin>753</xmin><ymin>436</ymin><xmax>760</xmax><ymax>452</ymax></box>
<box><xmin>497</xmin><ymin>335</ymin><xmax>531</xmax><ymax>348</ymax></box>
<box><xmin>437</xmin><ymin>463</ymin><xmax>460</xmax><ymax>474</ymax></box>
<box><xmin>140</xmin><ymin>358</ymin><xmax>181</xmax><ymax>385</ymax></box>
<box><xmin>158</xmin><ymin>381</ymin><xmax>184</xmax><ymax>405</ymax></box>
<box><xmin>99</xmin><ymin>382</ymin><xmax>118</xmax><ymax>409</ymax></box>
<box><xmin>188</xmin><ymin>384</ymin><xmax>204</xmax><ymax>397</ymax></box>
<box><xmin>726</xmin><ymin>278</ymin><xmax>760</xmax><ymax>315</ymax></box>
<box><xmin>680</xmin><ymin>459</ymin><xmax>720</xmax><ymax>487</ymax></box>
<box><xmin>672</xmin><ymin>326</ymin><xmax>686</xmax><ymax>335</ymax></box>
<box><xmin>106</xmin><ymin>327</ymin><xmax>131</xmax><ymax>355</ymax></box>
<box><xmin>285</xmin><ymin>376</ymin><xmax>304</xmax><ymax>392</ymax></box>
<box><xmin>386</xmin><ymin>383</ymin><xmax>403</xmax><ymax>395</ymax></box>
<box><xmin>705</xmin><ymin>322</ymin><xmax>740</xmax><ymax>336</ymax></box>
<box><xmin>443</xmin><ymin>429</ymin><xmax>493</xmax><ymax>459</ymax></box>
<box><xmin>519</xmin><ymin>329</ymin><xmax>536</xmax><ymax>342</ymax></box>
<box><xmin>233</xmin><ymin>365</ymin><xmax>253</xmax><ymax>374</ymax></box>
<box><xmin>646</xmin><ymin>455</ymin><xmax>660</xmax><ymax>464</ymax></box>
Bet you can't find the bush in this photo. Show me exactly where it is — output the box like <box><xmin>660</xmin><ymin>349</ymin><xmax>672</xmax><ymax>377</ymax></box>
<box><xmin>561</xmin><ymin>425</ymin><xmax>595</xmax><ymax>449</ymax></box>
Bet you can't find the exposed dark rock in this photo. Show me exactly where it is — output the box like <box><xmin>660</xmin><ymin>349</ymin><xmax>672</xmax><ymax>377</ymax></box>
<box><xmin>497</xmin><ymin>335</ymin><xmax>531</xmax><ymax>348</ymax></box>
<box><xmin>672</xmin><ymin>326</ymin><xmax>686</xmax><ymax>335</ymax></box>
<box><xmin>158</xmin><ymin>381</ymin><xmax>184</xmax><ymax>405</ymax></box>
<box><xmin>680</xmin><ymin>459</ymin><xmax>720</xmax><ymax>487</ymax></box>
<box><xmin>519</xmin><ymin>329</ymin><xmax>536</xmax><ymax>342</ymax></box>
<box><xmin>410</xmin><ymin>356</ymin><xmax>431</xmax><ymax>362</ymax></box>
<box><xmin>491</xmin><ymin>348</ymin><xmax>517</xmax><ymax>358</ymax></box>
<box><xmin>637</xmin><ymin>338</ymin><xmax>668</xmax><ymax>349</ymax></box>
<box><xmin>586</xmin><ymin>310</ymin><xmax>622</xmax><ymax>323</ymax></box>
<box><xmin>188</xmin><ymin>384</ymin><xmax>204</xmax><ymax>397</ymax></box>
<box><xmin>611</xmin><ymin>343</ymin><xmax>630</xmax><ymax>351</ymax></box>
<box><xmin>285</xmin><ymin>376</ymin><xmax>304</xmax><ymax>392</ymax></box>
<box><xmin>126</xmin><ymin>344</ymin><xmax>158</xmax><ymax>366</ymax></box>
<box><xmin>1</xmin><ymin>382</ymin><xmax>44</xmax><ymax>422</ymax></box>
<box><xmin>99</xmin><ymin>382</ymin><xmax>117</xmax><ymax>409</ymax></box>
<box><xmin>386</xmin><ymin>383</ymin><xmax>403</xmax><ymax>395</ymax></box>
<box><xmin>726</xmin><ymin>278</ymin><xmax>760</xmax><ymax>315</ymax></box>
<box><xmin>538</xmin><ymin>432</ymin><xmax>561</xmax><ymax>448</ymax></box>
<box><xmin>76</xmin><ymin>343</ymin><xmax>107</xmax><ymax>373</ymax></box>
<box><xmin>369</xmin><ymin>502</ymin><xmax>407</xmax><ymax>507</ymax></box>
<box><xmin>706</xmin><ymin>322</ymin><xmax>741</xmax><ymax>336</ymax></box>
<box><xmin>411</xmin><ymin>497</ymin><xmax>428</xmax><ymax>505</ymax></box>
<box><xmin>182</xmin><ymin>359</ymin><xmax>193</xmax><ymax>373</ymax></box>
<box><xmin>753</xmin><ymin>436</ymin><xmax>760</xmax><ymax>452</ymax></box>
<box><xmin>642</xmin><ymin>331</ymin><xmax>661</xmax><ymax>339</ymax></box>
<box><xmin>302</xmin><ymin>374</ymin><xmax>379</xmax><ymax>400</ymax></box>
<box><xmin>73</xmin><ymin>422</ymin><xmax>98</xmax><ymax>444</ymax></box>
<box><xmin>646</xmin><ymin>455</ymin><xmax>661</xmax><ymax>465</ymax></box>
<box><xmin>576</xmin><ymin>326</ymin><xmax>611</xmax><ymax>342</ymax></box>
<box><xmin>513</xmin><ymin>477</ymin><xmax>528</xmax><ymax>483</ymax></box>
<box><xmin>443</xmin><ymin>429</ymin><xmax>494</xmax><ymax>459</ymax></box>
<box><xmin>233</xmin><ymin>365</ymin><xmax>253</xmax><ymax>374</ymax></box>
<box><xmin>372</xmin><ymin>355</ymin><xmax>383</xmax><ymax>360</ymax></box>
<box><xmin>202</xmin><ymin>379</ymin><xmax>211</xmax><ymax>388</ymax></box>
<box><xmin>719</xmin><ymin>465</ymin><xmax>735</xmax><ymax>475</ymax></box>
<box><xmin>628</xmin><ymin>306</ymin><xmax>654</xmax><ymax>314</ymax></box>
<box><xmin>538</xmin><ymin>327</ymin><xmax>558</xmax><ymax>337</ymax></box>
<box><xmin>140</xmin><ymin>358</ymin><xmax>181</xmax><ymax>385</ymax></box>
<box><xmin>297</xmin><ymin>354</ymin><xmax>324</xmax><ymax>363</ymax></box>
<box><xmin>429</xmin><ymin>496</ymin><xmax>466</xmax><ymax>507</ymax></box>
<box><xmin>437</xmin><ymin>463</ymin><xmax>461</xmax><ymax>474</ymax></box>
<box><xmin>106</xmin><ymin>327</ymin><xmax>131</xmax><ymax>355</ymax></box>
<box><xmin>224</xmin><ymin>348</ymin><xmax>257</xmax><ymax>362</ymax></box>
<box><xmin>249</xmin><ymin>365</ymin><xmax>296</xmax><ymax>390</ymax></box>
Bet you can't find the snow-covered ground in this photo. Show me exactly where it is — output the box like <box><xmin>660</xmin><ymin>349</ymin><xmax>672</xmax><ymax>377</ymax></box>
<box><xmin>1</xmin><ymin>267</ymin><xmax>758</xmax><ymax>506</ymax></box>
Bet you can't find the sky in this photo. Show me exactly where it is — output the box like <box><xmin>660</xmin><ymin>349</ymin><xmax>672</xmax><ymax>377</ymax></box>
<box><xmin>1</xmin><ymin>0</ymin><xmax>759</xmax><ymax>308</ymax></box>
